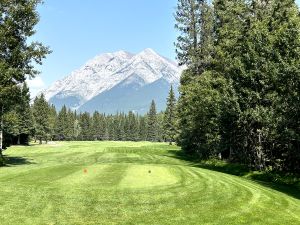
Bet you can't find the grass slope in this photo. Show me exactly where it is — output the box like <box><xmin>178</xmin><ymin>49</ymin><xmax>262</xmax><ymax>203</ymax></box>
<box><xmin>0</xmin><ymin>141</ymin><xmax>300</xmax><ymax>225</ymax></box>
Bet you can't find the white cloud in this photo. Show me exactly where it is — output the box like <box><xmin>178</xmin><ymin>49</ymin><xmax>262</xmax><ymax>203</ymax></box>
<box><xmin>27</xmin><ymin>76</ymin><xmax>46</xmax><ymax>98</ymax></box>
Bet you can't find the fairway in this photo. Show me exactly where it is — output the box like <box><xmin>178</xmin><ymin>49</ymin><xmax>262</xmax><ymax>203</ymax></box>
<box><xmin>0</xmin><ymin>142</ymin><xmax>300</xmax><ymax>225</ymax></box>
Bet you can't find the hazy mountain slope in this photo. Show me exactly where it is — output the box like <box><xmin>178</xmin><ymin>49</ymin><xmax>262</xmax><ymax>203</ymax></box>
<box><xmin>79</xmin><ymin>77</ymin><xmax>179</xmax><ymax>114</ymax></box>
<box><xmin>43</xmin><ymin>49</ymin><xmax>181</xmax><ymax>113</ymax></box>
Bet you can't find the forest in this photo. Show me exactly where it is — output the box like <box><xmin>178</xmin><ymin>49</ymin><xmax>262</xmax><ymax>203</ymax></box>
<box><xmin>175</xmin><ymin>0</ymin><xmax>300</xmax><ymax>173</ymax></box>
<box><xmin>3</xmin><ymin>89</ymin><xmax>176</xmax><ymax>145</ymax></box>
<box><xmin>0</xmin><ymin>83</ymin><xmax>177</xmax><ymax>164</ymax></box>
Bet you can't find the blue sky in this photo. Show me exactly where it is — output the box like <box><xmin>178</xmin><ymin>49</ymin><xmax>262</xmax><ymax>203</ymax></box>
<box><xmin>28</xmin><ymin>0</ymin><xmax>300</xmax><ymax>95</ymax></box>
<box><xmin>28</xmin><ymin>0</ymin><xmax>178</xmax><ymax>95</ymax></box>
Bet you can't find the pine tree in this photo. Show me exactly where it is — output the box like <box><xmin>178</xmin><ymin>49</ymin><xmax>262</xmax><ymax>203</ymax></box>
<box><xmin>67</xmin><ymin>109</ymin><xmax>76</xmax><ymax>140</ymax></box>
<box><xmin>91</xmin><ymin>111</ymin><xmax>102</xmax><ymax>140</ymax></box>
<box><xmin>163</xmin><ymin>86</ymin><xmax>177</xmax><ymax>144</ymax></box>
<box><xmin>99</xmin><ymin>114</ymin><xmax>107</xmax><ymax>140</ymax></box>
<box><xmin>73</xmin><ymin>113</ymin><xmax>81</xmax><ymax>141</ymax></box>
<box><xmin>32</xmin><ymin>94</ymin><xmax>50</xmax><ymax>144</ymax></box>
<box><xmin>48</xmin><ymin>104</ymin><xmax>57</xmax><ymax>141</ymax></box>
<box><xmin>127</xmin><ymin>111</ymin><xmax>139</xmax><ymax>141</ymax></box>
<box><xmin>56</xmin><ymin>105</ymin><xmax>68</xmax><ymax>140</ymax></box>
<box><xmin>156</xmin><ymin>112</ymin><xmax>165</xmax><ymax>142</ymax></box>
<box><xmin>79</xmin><ymin>112</ymin><xmax>91</xmax><ymax>141</ymax></box>
<box><xmin>147</xmin><ymin>100</ymin><xmax>158</xmax><ymax>142</ymax></box>
<box><xmin>17</xmin><ymin>83</ymin><xmax>34</xmax><ymax>145</ymax></box>
<box><xmin>175</xmin><ymin>0</ymin><xmax>202</xmax><ymax>67</ymax></box>
<box><xmin>175</xmin><ymin>0</ymin><xmax>214</xmax><ymax>74</ymax></box>
<box><xmin>138</xmin><ymin>116</ymin><xmax>147</xmax><ymax>141</ymax></box>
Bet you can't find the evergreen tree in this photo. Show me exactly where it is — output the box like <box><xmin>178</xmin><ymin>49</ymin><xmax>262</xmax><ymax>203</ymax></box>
<box><xmin>0</xmin><ymin>0</ymin><xmax>50</xmax><ymax>158</ymax></box>
<box><xmin>175</xmin><ymin>0</ymin><xmax>202</xmax><ymax>67</ymax></box>
<box><xmin>147</xmin><ymin>100</ymin><xmax>158</xmax><ymax>142</ymax></box>
<box><xmin>156</xmin><ymin>112</ymin><xmax>165</xmax><ymax>142</ymax></box>
<box><xmin>91</xmin><ymin>111</ymin><xmax>102</xmax><ymax>140</ymax></box>
<box><xmin>163</xmin><ymin>86</ymin><xmax>177</xmax><ymax>144</ymax></box>
<box><xmin>99</xmin><ymin>114</ymin><xmax>107</xmax><ymax>140</ymax></box>
<box><xmin>138</xmin><ymin>116</ymin><xmax>147</xmax><ymax>141</ymax></box>
<box><xmin>32</xmin><ymin>94</ymin><xmax>50</xmax><ymax>144</ymax></box>
<box><xmin>73</xmin><ymin>114</ymin><xmax>81</xmax><ymax>141</ymax></box>
<box><xmin>79</xmin><ymin>112</ymin><xmax>91</xmax><ymax>141</ymax></box>
<box><xmin>56</xmin><ymin>105</ymin><xmax>68</xmax><ymax>140</ymax></box>
<box><xmin>175</xmin><ymin>0</ymin><xmax>214</xmax><ymax>74</ymax></box>
<box><xmin>3</xmin><ymin>110</ymin><xmax>20</xmax><ymax>142</ymax></box>
<box><xmin>269</xmin><ymin>0</ymin><xmax>300</xmax><ymax>172</ymax></box>
<box><xmin>175</xmin><ymin>0</ymin><xmax>300</xmax><ymax>173</ymax></box>
<box><xmin>48</xmin><ymin>104</ymin><xmax>57</xmax><ymax>141</ymax></box>
<box><xmin>127</xmin><ymin>111</ymin><xmax>139</xmax><ymax>141</ymax></box>
<box><xmin>16</xmin><ymin>83</ymin><xmax>34</xmax><ymax>145</ymax></box>
<box><xmin>66</xmin><ymin>109</ymin><xmax>75</xmax><ymax>140</ymax></box>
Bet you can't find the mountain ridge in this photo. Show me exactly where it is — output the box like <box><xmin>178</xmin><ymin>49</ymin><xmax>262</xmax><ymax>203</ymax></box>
<box><xmin>43</xmin><ymin>48</ymin><xmax>182</xmax><ymax>114</ymax></box>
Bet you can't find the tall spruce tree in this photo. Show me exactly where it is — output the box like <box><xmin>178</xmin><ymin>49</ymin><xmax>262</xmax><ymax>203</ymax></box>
<box><xmin>163</xmin><ymin>86</ymin><xmax>177</xmax><ymax>144</ymax></box>
<box><xmin>32</xmin><ymin>94</ymin><xmax>50</xmax><ymax>144</ymax></box>
<box><xmin>56</xmin><ymin>105</ymin><xmax>68</xmax><ymax>140</ymax></box>
<box><xmin>79</xmin><ymin>112</ymin><xmax>91</xmax><ymax>141</ymax></box>
<box><xmin>147</xmin><ymin>100</ymin><xmax>158</xmax><ymax>142</ymax></box>
<box><xmin>138</xmin><ymin>116</ymin><xmax>147</xmax><ymax>141</ymax></box>
<box><xmin>127</xmin><ymin>111</ymin><xmax>139</xmax><ymax>141</ymax></box>
<box><xmin>48</xmin><ymin>104</ymin><xmax>57</xmax><ymax>141</ymax></box>
<box><xmin>91</xmin><ymin>111</ymin><xmax>102</xmax><ymax>140</ymax></box>
<box><xmin>175</xmin><ymin>0</ymin><xmax>201</xmax><ymax>67</ymax></box>
<box><xmin>16</xmin><ymin>83</ymin><xmax>34</xmax><ymax>145</ymax></box>
<box><xmin>73</xmin><ymin>112</ymin><xmax>81</xmax><ymax>141</ymax></box>
<box><xmin>175</xmin><ymin>0</ymin><xmax>214</xmax><ymax>74</ymax></box>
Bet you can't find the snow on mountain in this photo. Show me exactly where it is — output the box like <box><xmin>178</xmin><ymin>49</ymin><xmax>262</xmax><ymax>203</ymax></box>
<box><xmin>43</xmin><ymin>48</ymin><xmax>182</xmax><ymax>112</ymax></box>
<box><xmin>113</xmin><ymin>48</ymin><xmax>180</xmax><ymax>84</ymax></box>
<box><xmin>44</xmin><ymin>50</ymin><xmax>133</xmax><ymax>104</ymax></box>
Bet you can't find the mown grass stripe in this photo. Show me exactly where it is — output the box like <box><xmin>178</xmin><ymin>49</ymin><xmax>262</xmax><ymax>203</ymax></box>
<box><xmin>0</xmin><ymin>141</ymin><xmax>300</xmax><ymax>225</ymax></box>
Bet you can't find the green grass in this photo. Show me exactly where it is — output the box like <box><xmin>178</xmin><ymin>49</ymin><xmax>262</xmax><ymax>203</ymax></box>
<box><xmin>1</xmin><ymin>141</ymin><xmax>300</xmax><ymax>225</ymax></box>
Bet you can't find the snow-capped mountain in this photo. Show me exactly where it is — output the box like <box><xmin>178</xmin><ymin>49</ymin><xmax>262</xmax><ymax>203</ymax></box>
<box><xmin>43</xmin><ymin>48</ymin><xmax>182</xmax><ymax>114</ymax></box>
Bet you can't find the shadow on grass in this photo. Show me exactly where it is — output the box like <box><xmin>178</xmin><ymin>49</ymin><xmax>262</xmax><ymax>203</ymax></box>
<box><xmin>3</xmin><ymin>155</ymin><xmax>34</xmax><ymax>166</ymax></box>
<box><xmin>168</xmin><ymin>150</ymin><xmax>300</xmax><ymax>200</ymax></box>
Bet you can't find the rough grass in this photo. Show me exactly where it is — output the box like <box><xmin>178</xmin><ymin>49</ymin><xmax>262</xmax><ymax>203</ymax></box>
<box><xmin>0</xmin><ymin>141</ymin><xmax>300</xmax><ymax>225</ymax></box>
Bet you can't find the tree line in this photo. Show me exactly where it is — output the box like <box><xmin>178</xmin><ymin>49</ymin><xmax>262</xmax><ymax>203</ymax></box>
<box><xmin>2</xmin><ymin>86</ymin><xmax>177</xmax><ymax>146</ymax></box>
<box><xmin>29</xmin><ymin>92</ymin><xmax>176</xmax><ymax>143</ymax></box>
<box><xmin>175</xmin><ymin>0</ymin><xmax>300</xmax><ymax>173</ymax></box>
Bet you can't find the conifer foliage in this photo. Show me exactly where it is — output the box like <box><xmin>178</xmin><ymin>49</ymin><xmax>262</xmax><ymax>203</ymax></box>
<box><xmin>0</xmin><ymin>0</ymin><xmax>50</xmax><ymax>164</ymax></box>
<box><xmin>175</xmin><ymin>0</ymin><xmax>300</xmax><ymax>173</ymax></box>
<box><xmin>147</xmin><ymin>100</ymin><xmax>158</xmax><ymax>142</ymax></box>
<box><xmin>26</xmin><ymin>100</ymin><xmax>164</xmax><ymax>143</ymax></box>
<box><xmin>32</xmin><ymin>94</ymin><xmax>51</xmax><ymax>144</ymax></box>
<box><xmin>163</xmin><ymin>86</ymin><xmax>177</xmax><ymax>144</ymax></box>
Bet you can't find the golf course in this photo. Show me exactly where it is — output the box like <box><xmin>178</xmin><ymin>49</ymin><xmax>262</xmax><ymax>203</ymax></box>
<box><xmin>0</xmin><ymin>142</ymin><xmax>299</xmax><ymax>225</ymax></box>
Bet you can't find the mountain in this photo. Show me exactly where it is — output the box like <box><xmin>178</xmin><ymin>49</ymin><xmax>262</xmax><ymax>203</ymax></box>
<box><xmin>43</xmin><ymin>48</ymin><xmax>182</xmax><ymax>114</ymax></box>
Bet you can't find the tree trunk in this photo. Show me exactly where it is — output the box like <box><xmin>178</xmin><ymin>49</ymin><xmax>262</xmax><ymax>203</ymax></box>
<box><xmin>0</xmin><ymin>130</ymin><xmax>3</xmax><ymax>158</ymax></box>
<box><xmin>39</xmin><ymin>137</ymin><xmax>42</xmax><ymax>144</ymax></box>
<box><xmin>17</xmin><ymin>134</ymin><xmax>20</xmax><ymax>145</ymax></box>
<box><xmin>0</xmin><ymin>106</ymin><xmax>3</xmax><ymax>159</ymax></box>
